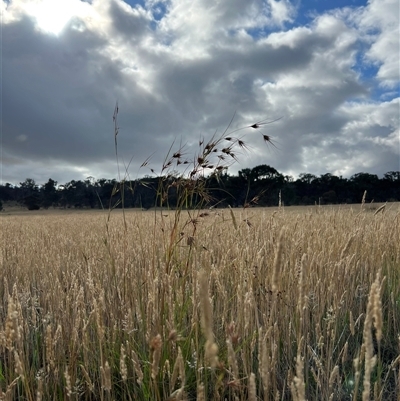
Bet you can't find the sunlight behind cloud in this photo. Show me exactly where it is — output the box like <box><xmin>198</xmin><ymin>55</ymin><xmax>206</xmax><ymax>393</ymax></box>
<box><xmin>24</xmin><ymin>0</ymin><xmax>85</xmax><ymax>35</ymax></box>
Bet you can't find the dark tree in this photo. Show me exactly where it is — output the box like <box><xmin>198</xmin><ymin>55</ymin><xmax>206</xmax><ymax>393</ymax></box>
<box><xmin>19</xmin><ymin>178</ymin><xmax>41</xmax><ymax>210</ymax></box>
<box><xmin>382</xmin><ymin>171</ymin><xmax>400</xmax><ymax>201</ymax></box>
<box><xmin>41</xmin><ymin>178</ymin><xmax>59</xmax><ymax>209</ymax></box>
<box><xmin>0</xmin><ymin>183</ymin><xmax>15</xmax><ymax>202</ymax></box>
<box><xmin>350</xmin><ymin>173</ymin><xmax>380</xmax><ymax>202</ymax></box>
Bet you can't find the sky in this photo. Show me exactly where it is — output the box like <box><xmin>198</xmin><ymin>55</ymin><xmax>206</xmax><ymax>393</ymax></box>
<box><xmin>1</xmin><ymin>0</ymin><xmax>399</xmax><ymax>186</ymax></box>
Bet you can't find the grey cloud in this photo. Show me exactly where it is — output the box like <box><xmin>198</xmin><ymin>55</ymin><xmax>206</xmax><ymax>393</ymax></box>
<box><xmin>109</xmin><ymin>0</ymin><xmax>151</xmax><ymax>38</ymax></box>
<box><xmin>2</xmin><ymin>16</ymin><xmax>127</xmax><ymax>165</ymax></box>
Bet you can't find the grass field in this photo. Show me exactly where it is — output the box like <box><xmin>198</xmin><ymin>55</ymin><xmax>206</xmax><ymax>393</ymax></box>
<box><xmin>0</xmin><ymin>203</ymin><xmax>399</xmax><ymax>400</ymax></box>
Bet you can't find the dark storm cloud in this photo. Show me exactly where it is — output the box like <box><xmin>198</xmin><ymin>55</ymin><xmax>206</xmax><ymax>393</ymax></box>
<box><xmin>2</xmin><ymin>13</ymin><xmax>128</xmax><ymax>165</ymax></box>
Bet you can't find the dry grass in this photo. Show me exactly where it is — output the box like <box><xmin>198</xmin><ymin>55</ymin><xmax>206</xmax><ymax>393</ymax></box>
<box><xmin>1</xmin><ymin>203</ymin><xmax>399</xmax><ymax>400</ymax></box>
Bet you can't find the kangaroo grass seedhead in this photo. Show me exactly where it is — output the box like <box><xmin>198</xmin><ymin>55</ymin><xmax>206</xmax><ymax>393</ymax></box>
<box><xmin>262</xmin><ymin>134</ymin><xmax>279</xmax><ymax>149</ymax></box>
<box><xmin>250</xmin><ymin>116</ymin><xmax>283</xmax><ymax>129</ymax></box>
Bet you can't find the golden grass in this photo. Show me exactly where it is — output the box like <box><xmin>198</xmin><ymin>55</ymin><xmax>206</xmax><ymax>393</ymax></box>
<box><xmin>0</xmin><ymin>204</ymin><xmax>399</xmax><ymax>400</ymax></box>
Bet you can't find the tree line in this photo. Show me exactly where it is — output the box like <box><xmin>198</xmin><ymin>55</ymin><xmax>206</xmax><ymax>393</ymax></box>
<box><xmin>0</xmin><ymin>165</ymin><xmax>399</xmax><ymax>211</ymax></box>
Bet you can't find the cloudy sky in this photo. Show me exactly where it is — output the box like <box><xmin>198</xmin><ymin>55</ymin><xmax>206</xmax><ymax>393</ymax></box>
<box><xmin>1</xmin><ymin>0</ymin><xmax>399</xmax><ymax>186</ymax></box>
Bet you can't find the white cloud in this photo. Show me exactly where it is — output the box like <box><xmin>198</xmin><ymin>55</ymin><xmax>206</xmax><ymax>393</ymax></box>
<box><xmin>357</xmin><ymin>0</ymin><xmax>400</xmax><ymax>88</ymax></box>
<box><xmin>267</xmin><ymin>0</ymin><xmax>296</xmax><ymax>26</ymax></box>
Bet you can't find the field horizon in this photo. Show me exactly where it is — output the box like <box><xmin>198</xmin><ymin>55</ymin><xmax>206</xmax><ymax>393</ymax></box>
<box><xmin>1</xmin><ymin>200</ymin><xmax>397</xmax><ymax>217</ymax></box>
